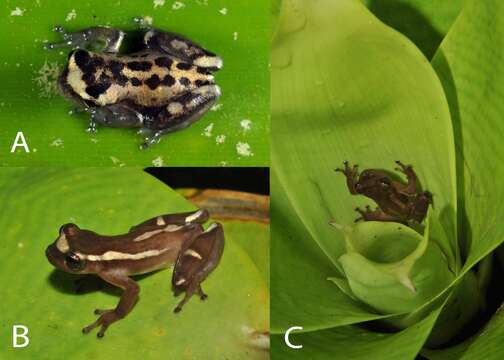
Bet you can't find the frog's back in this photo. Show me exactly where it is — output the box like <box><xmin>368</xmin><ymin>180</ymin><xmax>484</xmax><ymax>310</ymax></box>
<box><xmin>61</xmin><ymin>49</ymin><xmax>214</xmax><ymax>109</ymax></box>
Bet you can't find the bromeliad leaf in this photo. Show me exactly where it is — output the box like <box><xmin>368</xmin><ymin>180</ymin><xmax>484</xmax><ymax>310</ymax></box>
<box><xmin>330</xmin><ymin>217</ymin><xmax>454</xmax><ymax>317</ymax></box>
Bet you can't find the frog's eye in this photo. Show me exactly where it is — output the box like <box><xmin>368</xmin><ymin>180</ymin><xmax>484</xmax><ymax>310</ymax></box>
<box><xmin>60</xmin><ymin>223</ymin><xmax>80</xmax><ymax>237</ymax></box>
<box><xmin>65</xmin><ymin>252</ymin><xmax>85</xmax><ymax>272</ymax></box>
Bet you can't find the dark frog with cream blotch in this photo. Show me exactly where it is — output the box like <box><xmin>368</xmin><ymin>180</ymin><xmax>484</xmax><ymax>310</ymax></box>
<box><xmin>45</xmin><ymin>21</ymin><xmax>222</xmax><ymax>149</ymax></box>
<box><xmin>45</xmin><ymin>209</ymin><xmax>224</xmax><ymax>338</ymax></box>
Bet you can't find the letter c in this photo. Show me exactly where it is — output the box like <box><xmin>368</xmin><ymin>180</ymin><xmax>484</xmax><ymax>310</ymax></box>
<box><xmin>285</xmin><ymin>326</ymin><xmax>303</xmax><ymax>349</ymax></box>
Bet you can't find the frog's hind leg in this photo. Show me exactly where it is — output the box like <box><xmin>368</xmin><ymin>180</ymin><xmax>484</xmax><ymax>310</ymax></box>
<box><xmin>395</xmin><ymin>160</ymin><xmax>419</xmax><ymax>194</ymax></box>
<box><xmin>143</xmin><ymin>29</ymin><xmax>223</xmax><ymax>71</ymax></box>
<box><xmin>355</xmin><ymin>206</ymin><xmax>402</xmax><ymax>223</ymax></box>
<box><xmin>45</xmin><ymin>26</ymin><xmax>125</xmax><ymax>53</ymax></box>
<box><xmin>139</xmin><ymin>85</ymin><xmax>221</xmax><ymax>149</ymax></box>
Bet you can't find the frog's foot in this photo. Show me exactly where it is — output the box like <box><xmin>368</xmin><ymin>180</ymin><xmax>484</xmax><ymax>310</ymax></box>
<box><xmin>197</xmin><ymin>285</ymin><xmax>208</xmax><ymax>301</ymax></box>
<box><xmin>140</xmin><ymin>85</ymin><xmax>221</xmax><ymax>149</ymax></box>
<box><xmin>45</xmin><ymin>25</ymin><xmax>125</xmax><ymax>53</ymax></box>
<box><xmin>395</xmin><ymin>160</ymin><xmax>420</xmax><ymax>194</ymax></box>
<box><xmin>138</xmin><ymin>128</ymin><xmax>160</xmax><ymax>149</ymax></box>
<box><xmin>395</xmin><ymin>160</ymin><xmax>413</xmax><ymax>174</ymax></box>
<box><xmin>355</xmin><ymin>206</ymin><xmax>400</xmax><ymax>222</ymax></box>
<box><xmin>143</xmin><ymin>29</ymin><xmax>223</xmax><ymax>71</ymax></box>
<box><xmin>82</xmin><ymin>308</ymin><xmax>119</xmax><ymax>338</ymax></box>
<box><xmin>86</xmin><ymin>120</ymin><xmax>98</xmax><ymax>134</ymax></box>
<box><xmin>335</xmin><ymin>161</ymin><xmax>359</xmax><ymax>179</ymax></box>
<box><xmin>133</xmin><ymin>16</ymin><xmax>153</xmax><ymax>29</ymax></box>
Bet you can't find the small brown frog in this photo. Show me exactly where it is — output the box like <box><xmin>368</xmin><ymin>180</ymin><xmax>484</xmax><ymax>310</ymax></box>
<box><xmin>335</xmin><ymin>161</ymin><xmax>433</xmax><ymax>223</ymax></box>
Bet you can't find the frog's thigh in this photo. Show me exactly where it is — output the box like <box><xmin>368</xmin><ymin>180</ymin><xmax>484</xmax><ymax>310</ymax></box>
<box><xmin>144</xmin><ymin>29</ymin><xmax>223</xmax><ymax>70</ymax></box>
<box><xmin>91</xmin><ymin>103</ymin><xmax>143</xmax><ymax>128</ymax></box>
<box><xmin>141</xmin><ymin>85</ymin><xmax>220</xmax><ymax>148</ymax></box>
<box><xmin>46</xmin><ymin>26</ymin><xmax>125</xmax><ymax>53</ymax></box>
<box><xmin>160</xmin><ymin>85</ymin><xmax>219</xmax><ymax>130</ymax></box>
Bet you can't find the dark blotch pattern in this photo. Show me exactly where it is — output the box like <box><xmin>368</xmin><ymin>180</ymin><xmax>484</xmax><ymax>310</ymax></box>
<box><xmin>74</xmin><ymin>50</ymin><xmax>91</xmax><ymax>68</ymax></box>
<box><xmin>176</xmin><ymin>62</ymin><xmax>192</xmax><ymax>70</ymax></box>
<box><xmin>144</xmin><ymin>74</ymin><xmax>161</xmax><ymax>90</ymax></box>
<box><xmin>196</xmin><ymin>66</ymin><xmax>209</xmax><ymax>75</ymax></box>
<box><xmin>82</xmin><ymin>72</ymin><xmax>96</xmax><ymax>85</ymax></box>
<box><xmin>99</xmin><ymin>73</ymin><xmax>111</xmax><ymax>83</ymax></box>
<box><xmin>116</xmin><ymin>74</ymin><xmax>129</xmax><ymax>86</ymax></box>
<box><xmin>195</xmin><ymin>79</ymin><xmax>210</xmax><ymax>87</ymax></box>
<box><xmin>86</xmin><ymin>83</ymin><xmax>111</xmax><ymax>99</ymax></box>
<box><xmin>108</xmin><ymin>60</ymin><xmax>124</xmax><ymax>74</ymax></box>
<box><xmin>127</xmin><ymin>61</ymin><xmax>153</xmax><ymax>71</ymax></box>
<box><xmin>161</xmin><ymin>75</ymin><xmax>175</xmax><ymax>87</ymax></box>
<box><xmin>179</xmin><ymin>77</ymin><xmax>190</xmax><ymax>86</ymax></box>
<box><xmin>131</xmin><ymin>77</ymin><xmax>142</xmax><ymax>86</ymax></box>
<box><xmin>155</xmin><ymin>57</ymin><xmax>173</xmax><ymax>69</ymax></box>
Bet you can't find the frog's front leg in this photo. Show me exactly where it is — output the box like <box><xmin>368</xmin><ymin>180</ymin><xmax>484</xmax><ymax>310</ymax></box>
<box><xmin>355</xmin><ymin>205</ymin><xmax>403</xmax><ymax>223</ymax></box>
<box><xmin>45</xmin><ymin>25</ymin><xmax>125</xmax><ymax>53</ymax></box>
<box><xmin>86</xmin><ymin>102</ymin><xmax>143</xmax><ymax>133</ymax></box>
<box><xmin>82</xmin><ymin>272</ymin><xmax>139</xmax><ymax>338</ymax></box>
<box><xmin>140</xmin><ymin>85</ymin><xmax>221</xmax><ymax>149</ymax></box>
<box><xmin>335</xmin><ymin>161</ymin><xmax>360</xmax><ymax>194</ymax></box>
<box><xmin>144</xmin><ymin>29</ymin><xmax>223</xmax><ymax>71</ymax></box>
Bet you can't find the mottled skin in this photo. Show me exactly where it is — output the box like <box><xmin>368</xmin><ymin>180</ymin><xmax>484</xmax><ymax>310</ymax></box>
<box><xmin>46</xmin><ymin>22</ymin><xmax>222</xmax><ymax>148</ymax></box>
<box><xmin>45</xmin><ymin>209</ymin><xmax>225</xmax><ymax>338</ymax></box>
<box><xmin>335</xmin><ymin>161</ymin><xmax>433</xmax><ymax>223</ymax></box>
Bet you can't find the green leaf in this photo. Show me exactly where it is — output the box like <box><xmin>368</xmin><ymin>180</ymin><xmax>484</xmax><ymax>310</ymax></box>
<box><xmin>362</xmin><ymin>0</ymin><xmax>464</xmax><ymax>59</ymax></box>
<box><xmin>332</xmin><ymin>218</ymin><xmax>454</xmax><ymax>316</ymax></box>
<box><xmin>271</xmin><ymin>169</ymin><xmax>387</xmax><ymax>334</ymax></box>
<box><xmin>0</xmin><ymin>0</ymin><xmax>269</xmax><ymax>166</ymax></box>
<box><xmin>432</xmin><ymin>0</ymin><xmax>504</xmax><ymax>272</ymax></box>
<box><xmin>0</xmin><ymin>169</ymin><xmax>268</xmax><ymax>359</ymax></box>
<box><xmin>272</xmin><ymin>304</ymin><xmax>444</xmax><ymax>360</ymax></box>
<box><xmin>272</xmin><ymin>0</ymin><xmax>456</xmax><ymax>276</ymax></box>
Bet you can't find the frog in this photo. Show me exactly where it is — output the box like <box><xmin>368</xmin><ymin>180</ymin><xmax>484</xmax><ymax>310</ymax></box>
<box><xmin>45</xmin><ymin>19</ymin><xmax>222</xmax><ymax>149</ymax></box>
<box><xmin>45</xmin><ymin>209</ymin><xmax>225</xmax><ymax>338</ymax></box>
<box><xmin>335</xmin><ymin>160</ymin><xmax>433</xmax><ymax>223</ymax></box>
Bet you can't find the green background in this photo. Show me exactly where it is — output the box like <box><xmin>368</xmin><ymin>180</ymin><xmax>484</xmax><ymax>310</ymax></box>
<box><xmin>0</xmin><ymin>0</ymin><xmax>269</xmax><ymax>166</ymax></box>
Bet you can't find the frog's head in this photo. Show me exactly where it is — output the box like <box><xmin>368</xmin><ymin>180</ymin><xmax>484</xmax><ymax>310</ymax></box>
<box><xmin>46</xmin><ymin>223</ymin><xmax>96</xmax><ymax>274</ymax></box>
<box><xmin>58</xmin><ymin>49</ymin><xmax>108</xmax><ymax>108</ymax></box>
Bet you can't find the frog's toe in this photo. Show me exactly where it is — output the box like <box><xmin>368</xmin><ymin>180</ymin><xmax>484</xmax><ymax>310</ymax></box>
<box><xmin>97</xmin><ymin>325</ymin><xmax>108</xmax><ymax>338</ymax></box>
<box><xmin>53</xmin><ymin>25</ymin><xmax>65</xmax><ymax>33</ymax></box>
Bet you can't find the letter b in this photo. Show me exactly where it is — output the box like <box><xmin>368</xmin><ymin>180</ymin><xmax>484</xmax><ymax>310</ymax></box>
<box><xmin>12</xmin><ymin>325</ymin><xmax>29</xmax><ymax>348</ymax></box>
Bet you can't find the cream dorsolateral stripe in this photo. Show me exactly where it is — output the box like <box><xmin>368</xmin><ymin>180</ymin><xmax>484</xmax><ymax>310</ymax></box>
<box><xmin>133</xmin><ymin>224</ymin><xmax>185</xmax><ymax>242</ymax></box>
<box><xmin>184</xmin><ymin>249</ymin><xmax>202</xmax><ymax>260</ymax></box>
<box><xmin>205</xmin><ymin>222</ymin><xmax>218</xmax><ymax>232</ymax></box>
<box><xmin>56</xmin><ymin>233</ymin><xmax>70</xmax><ymax>252</ymax></box>
<box><xmin>77</xmin><ymin>248</ymin><xmax>170</xmax><ymax>261</ymax></box>
<box><xmin>185</xmin><ymin>209</ymin><xmax>203</xmax><ymax>223</ymax></box>
<box><xmin>156</xmin><ymin>216</ymin><xmax>166</xmax><ymax>226</ymax></box>
<box><xmin>133</xmin><ymin>229</ymin><xmax>164</xmax><ymax>242</ymax></box>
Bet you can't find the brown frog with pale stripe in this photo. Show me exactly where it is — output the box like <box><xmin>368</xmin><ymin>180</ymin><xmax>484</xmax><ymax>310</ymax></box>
<box><xmin>45</xmin><ymin>21</ymin><xmax>222</xmax><ymax>149</ymax></box>
<box><xmin>45</xmin><ymin>209</ymin><xmax>224</xmax><ymax>338</ymax></box>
